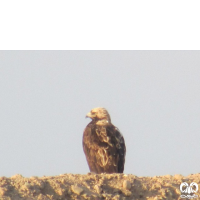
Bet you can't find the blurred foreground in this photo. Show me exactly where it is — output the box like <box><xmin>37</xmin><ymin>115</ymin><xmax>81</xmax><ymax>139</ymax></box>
<box><xmin>0</xmin><ymin>173</ymin><xmax>199</xmax><ymax>200</ymax></box>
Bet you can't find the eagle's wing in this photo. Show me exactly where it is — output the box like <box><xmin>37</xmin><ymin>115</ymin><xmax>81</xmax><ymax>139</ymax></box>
<box><xmin>109</xmin><ymin>126</ymin><xmax>126</xmax><ymax>173</ymax></box>
<box><xmin>83</xmin><ymin>124</ymin><xmax>126</xmax><ymax>173</ymax></box>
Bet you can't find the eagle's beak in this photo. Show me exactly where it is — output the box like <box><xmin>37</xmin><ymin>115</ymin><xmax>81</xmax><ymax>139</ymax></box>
<box><xmin>86</xmin><ymin>112</ymin><xmax>92</xmax><ymax>119</ymax></box>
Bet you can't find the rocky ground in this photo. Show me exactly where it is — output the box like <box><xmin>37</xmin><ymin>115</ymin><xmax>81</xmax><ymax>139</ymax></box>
<box><xmin>0</xmin><ymin>173</ymin><xmax>199</xmax><ymax>200</ymax></box>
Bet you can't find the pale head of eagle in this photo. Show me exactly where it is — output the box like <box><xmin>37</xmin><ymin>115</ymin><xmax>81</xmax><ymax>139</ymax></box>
<box><xmin>86</xmin><ymin>107</ymin><xmax>111</xmax><ymax>125</ymax></box>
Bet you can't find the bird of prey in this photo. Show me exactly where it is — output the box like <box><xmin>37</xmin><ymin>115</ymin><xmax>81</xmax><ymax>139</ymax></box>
<box><xmin>83</xmin><ymin>107</ymin><xmax>126</xmax><ymax>174</ymax></box>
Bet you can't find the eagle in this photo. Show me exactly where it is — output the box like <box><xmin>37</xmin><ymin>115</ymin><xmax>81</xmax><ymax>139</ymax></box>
<box><xmin>83</xmin><ymin>107</ymin><xmax>126</xmax><ymax>174</ymax></box>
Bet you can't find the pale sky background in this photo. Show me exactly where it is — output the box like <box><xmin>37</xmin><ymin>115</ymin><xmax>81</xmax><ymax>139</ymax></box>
<box><xmin>0</xmin><ymin>51</ymin><xmax>200</xmax><ymax>178</ymax></box>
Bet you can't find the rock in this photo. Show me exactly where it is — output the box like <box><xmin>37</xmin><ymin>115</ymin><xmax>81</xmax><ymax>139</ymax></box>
<box><xmin>58</xmin><ymin>188</ymin><xmax>65</xmax><ymax>196</ymax></box>
<box><xmin>94</xmin><ymin>185</ymin><xmax>102</xmax><ymax>193</ymax></box>
<box><xmin>0</xmin><ymin>177</ymin><xmax>7</xmax><ymax>181</ymax></box>
<box><xmin>154</xmin><ymin>183</ymin><xmax>161</xmax><ymax>189</ymax></box>
<box><xmin>0</xmin><ymin>187</ymin><xmax>7</xmax><ymax>196</ymax></box>
<box><xmin>113</xmin><ymin>194</ymin><xmax>120</xmax><ymax>200</ymax></box>
<box><xmin>37</xmin><ymin>181</ymin><xmax>45</xmax><ymax>189</ymax></box>
<box><xmin>164</xmin><ymin>174</ymin><xmax>172</xmax><ymax>179</ymax></box>
<box><xmin>124</xmin><ymin>190</ymin><xmax>132</xmax><ymax>196</ymax></box>
<box><xmin>71</xmin><ymin>185</ymin><xmax>84</xmax><ymax>195</ymax></box>
<box><xmin>11</xmin><ymin>174</ymin><xmax>23</xmax><ymax>179</ymax></box>
<box><xmin>175</xmin><ymin>188</ymin><xmax>181</xmax><ymax>195</ymax></box>
<box><xmin>174</xmin><ymin>174</ymin><xmax>183</xmax><ymax>180</ymax></box>
<box><xmin>21</xmin><ymin>182</ymin><xmax>31</xmax><ymax>191</ymax></box>
<box><xmin>123</xmin><ymin>180</ymin><xmax>131</xmax><ymax>190</ymax></box>
<box><xmin>30</xmin><ymin>176</ymin><xmax>38</xmax><ymax>179</ymax></box>
<box><xmin>82</xmin><ymin>193</ymin><xmax>89</xmax><ymax>199</ymax></box>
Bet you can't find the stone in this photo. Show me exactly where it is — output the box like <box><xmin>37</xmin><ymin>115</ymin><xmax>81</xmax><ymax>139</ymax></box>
<box><xmin>123</xmin><ymin>180</ymin><xmax>131</xmax><ymax>190</ymax></box>
<box><xmin>71</xmin><ymin>185</ymin><xmax>84</xmax><ymax>195</ymax></box>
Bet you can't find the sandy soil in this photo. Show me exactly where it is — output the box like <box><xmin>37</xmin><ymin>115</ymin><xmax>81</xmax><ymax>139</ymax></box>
<box><xmin>0</xmin><ymin>173</ymin><xmax>199</xmax><ymax>200</ymax></box>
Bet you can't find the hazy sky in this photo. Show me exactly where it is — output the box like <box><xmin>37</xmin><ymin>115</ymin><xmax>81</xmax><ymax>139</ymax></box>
<box><xmin>0</xmin><ymin>51</ymin><xmax>200</xmax><ymax>177</ymax></box>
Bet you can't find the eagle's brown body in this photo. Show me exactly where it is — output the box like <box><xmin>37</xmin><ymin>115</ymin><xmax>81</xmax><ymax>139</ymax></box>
<box><xmin>83</xmin><ymin>108</ymin><xmax>126</xmax><ymax>174</ymax></box>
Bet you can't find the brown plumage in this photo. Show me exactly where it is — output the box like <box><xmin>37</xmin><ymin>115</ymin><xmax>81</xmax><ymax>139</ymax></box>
<box><xmin>83</xmin><ymin>107</ymin><xmax>126</xmax><ymax>174</ymax></box>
